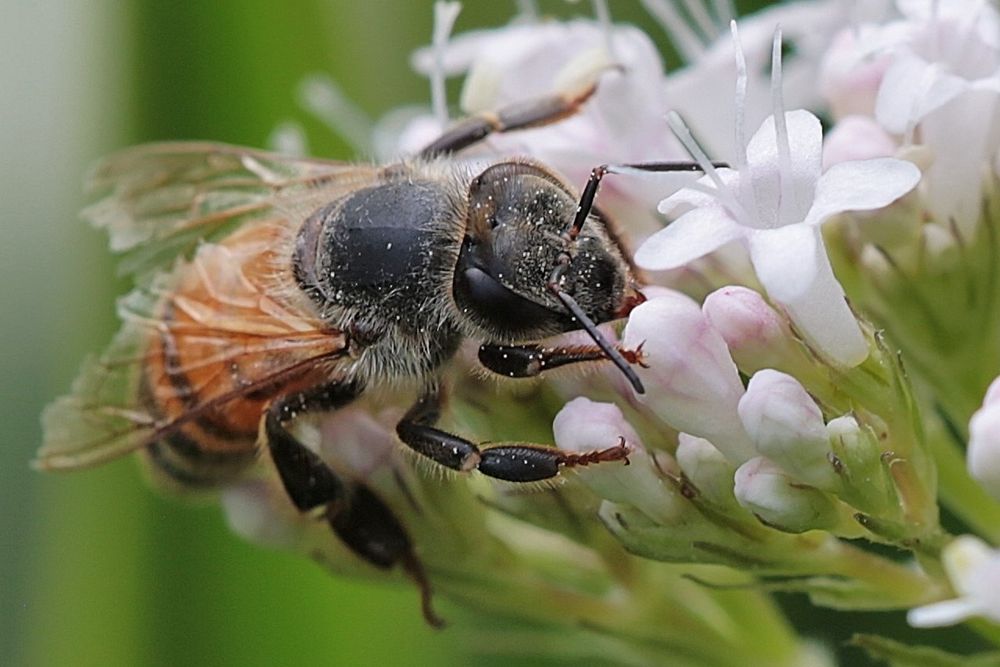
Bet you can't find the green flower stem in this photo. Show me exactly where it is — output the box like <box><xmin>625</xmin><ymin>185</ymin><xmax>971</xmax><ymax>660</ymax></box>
<box><xmin>927</xmin><ymin>418</ymin><xmax>1000</xmax><ymax>545</ymax></box>
<box><xmin>805</xmin><ymin>533</ymin><xmax>948</xmax><ymax>607</ymax></box>
<box><xmin>437</xmin><ymin>564</ymin><xmax>810</xmax><ymax>667</ymax></box>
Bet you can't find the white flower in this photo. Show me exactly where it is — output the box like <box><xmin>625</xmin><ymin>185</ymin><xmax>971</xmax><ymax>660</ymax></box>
<box><xmin>660</xmin><ymin>0</ymin><xmax>893</xmax><ymax>160</ymax></box>
<box><xmin>968</xmin><ymin>377</ymin><xmax>1000</xmax><ymax>502</ymax></box>
<box><xmin>407</xmin><ymin>15</ymin><xmax>686</xmax><ymax>235</ymax></box>
<box><xmin>621</xmin><ymin>291</ymin><xmax>756</xmax><ymax>464</ymax></box>
<box><xmin>637</xmin><ymin>29</ymin><xmax>922</xmax><ymax>367</ymax></box>
<box><xmin>908</xmin><ymin>535</ymin><xmax>1000</xmax><ymax>627</ymax></box>
<box><xmin>830</xmin><ymin>0</ymin><xmax>1000</xmax><ymax>234</ymax></box>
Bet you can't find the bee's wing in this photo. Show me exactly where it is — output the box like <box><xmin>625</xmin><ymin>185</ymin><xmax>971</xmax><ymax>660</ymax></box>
<box><xmin>83</xmin><ymin>142</ymin><xmax>379</xmax><ymax>278</ymax></box>
<box><xmin>38</xmin><ymin>219</ymin><xmax>351</xmax><ymax>471</ymax></box>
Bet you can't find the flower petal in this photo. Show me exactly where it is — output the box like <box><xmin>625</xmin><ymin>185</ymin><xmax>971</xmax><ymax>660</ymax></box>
<box><xmin>636</xmin><ymin>206</ymin><xmax>744</xmax><ymax>270</ymax></box>
<box><xmin>907</xmin><ymin>598</ymin><xmax>984</xmax><ymax>628</ymax></box>
<box><xmin>657</xmin><ymin>169</ymin><xmax>740</xmax><ymax>216</ymax></box>
<box><xmin>875</xmin><ymin>51</ymin><xmax>967</xmax><ymax>134</ymax></box>
<box><xmin>749</xmin><ymin>227</ymin><xmax>868</xmax><ymax>366</ymax></box>
<box><xmin>919</xmin><ymin>88</ymin><xmax>1000</xmax><ymax>235</ymax></box>
<box><xmin>745</xmin><ymin>110</ymin><xmax>823</xmax><ymax>227</ymax></box>
<box><xmin>747</xmin><ymin>225</ymin><xmax>821</xmax><ymax>302</ymax></box>
<box><xmin>803</xmin><ymin>157</ymin><xmax>921</xmax><ymax>226</ymax></box>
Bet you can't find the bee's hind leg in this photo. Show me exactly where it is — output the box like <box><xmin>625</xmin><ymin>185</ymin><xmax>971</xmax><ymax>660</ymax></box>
<box><xmin>265</xmin><ymin>381</ymin><xmax>443</xmax><ymax>627</ymax></box>
<box><xmin>396</xmin><ymin>384</ymin><xmax>630</xmax><ymax>484</ymax></box>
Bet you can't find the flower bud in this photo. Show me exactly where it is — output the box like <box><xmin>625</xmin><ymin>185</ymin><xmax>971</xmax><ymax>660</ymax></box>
<box><xmin>319</xmin><ymin>407</ymin><xmax>398</xmax><ymax>478</ymax></box>
<box><xmin>675</xmin><ymin>433</ymin><xmax>736</xmax><ymax>507</ymax></box>
<box><xmin>221</xmin><ymin>480</ymin><xmax>304</xmax><ymax>549</ymax></box>
<box><xmin>733</xmin><ymin>457</ymin><xmax>841</xmax><ymax>533</ymax></box>
<box><xmin>818</xmin><ymin>28</ymin><xmax>890</xmax><ymax>120</ymax></box>
<box><xmin>822</xmin><ymin>115</ymin><xmax>896</xmax><ymax>169</ymax></box>
<box><xmin>738</xmin><ymin>370</ymin><xmax>838</xmax><ymax>491</ymax></box>
<box><xmin>825</xmin><ymin>415</ymin><xmax>896</xmax><ymax>514</ymax></box>
<box><xmin>921</xmin><ymin>222</ymin><xmax>959</xmax><ymax>260</ymax></box>
<box><xmin>859</xmin><ymin>243</ymin><xmax>894</xmax><ymax>281</ymax></box>
<box><xmin>702</xmin><ymin>286</ymin><xmax>803</xmax><ymax>375</ymax></box>
<box><xmin>622</xmin><ymin>292</ymin><xmax>756</xmax><ymax>464</ymax></box>
<box><xmin>553</xmin><ymin>398</ymin><xmax>682</xmax><ymax>524</ymax></box>
<box><xmin>968</xmin><ymin>377</ymin><xmax>1000</xmax><ymax>502</ymax></box>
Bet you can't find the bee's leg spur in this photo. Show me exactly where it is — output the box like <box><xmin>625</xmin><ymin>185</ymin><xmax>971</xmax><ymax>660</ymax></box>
<box><xmin>265</xmin><ymin>382</ymin><xmax>443</xmax><ymax>628</ymax></box>
<box><xmin>396</xmin><ymin>385</ymin><xmax>630</xmax><ymax>483</ymax></box>
<box><xmin>418</xmin><ymin>82</ymin><xmax>599</xmax><ymax>157</ymax></box>
<box><xmin>477</xmin><ymin>342</ymin><xmax>646</xmax><ymax>379</ymax></box>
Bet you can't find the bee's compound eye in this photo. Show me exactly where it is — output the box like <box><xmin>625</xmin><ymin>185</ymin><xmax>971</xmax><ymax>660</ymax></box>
<box><xmin>458</xmin><ymin>267</ymin><xmax>555</xmax><ymax>328</ymax></box>
<box><xmin>452</xmin><ymin>238</ymin><xmax>569</xmax><ymax>340</ymax></box>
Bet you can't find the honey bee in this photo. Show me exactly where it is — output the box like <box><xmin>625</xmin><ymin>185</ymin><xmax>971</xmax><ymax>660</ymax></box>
<box><xmin>37</xmin><ymin>83</ymin><xmax>706</xmax><ymax>625</ymax></box>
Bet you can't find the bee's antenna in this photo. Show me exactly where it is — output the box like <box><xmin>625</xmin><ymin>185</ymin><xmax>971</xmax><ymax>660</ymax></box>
<box><xmin>565</xmin><ymin>160</ymin><xmax>729</xmax><ymax>240</ymax></box>
<box><xmin>547</xmin><ymin>263</ymin><xmax>645</xmax><ymax>395</ymax></box>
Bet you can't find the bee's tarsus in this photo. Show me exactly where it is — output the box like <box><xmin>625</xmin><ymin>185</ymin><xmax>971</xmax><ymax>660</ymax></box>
<box><xmin>397</xmin><ymin>388</ymin><xmax>629</xmax><ymax>483</ymax></box>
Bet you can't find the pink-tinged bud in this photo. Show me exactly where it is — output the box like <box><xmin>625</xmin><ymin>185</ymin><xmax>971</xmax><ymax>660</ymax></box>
<box><xmin>702</xmin><ymin>286</ymin><xmax>799</xmax><ymax>374</ymax></box>
<box><xmin>221</xmin><ymin>480</ymin><xmax>304</xmax><ymax>549</ymax></box>
<box><xmin>319</xmin><ymin>406</ymin><xmax>397</xmax><ymax>478</ymax></box>
<box><xmin>622</xmin><ymin>292</ymin><xmax>756</xmax><ymax>464</ymax></box>
<box><xmin>733</xmin><ymin>457</ymin><xmax>840</xmax><ymax>533</ymax></box>
<box><xmin>819</xmin><ymin>28</ymin><xmax>891</xmax><ymax>120</ymax></box>
<box><xmin>822</xmin><ymin>115</ymin><xmax>897</xmax><ymax>169</ymax></box>
<box><xmin>968</xmin><ymin>377</ymin><xmax>1000</xmax><ymax>502</ymax></box>
<box><xmin>675</xmin><ymin>433</ymin><xmax>736</xmax><ymax>506</ymax></box>
<box><xmin>738</xmin><ymin>370</ymin><xmax>838</xmax><ymax>491</ymax></box>
<box><xmin>554</xmin><ymin>398</ymin><xmax>681</xmax><ymax>523</ymax></box>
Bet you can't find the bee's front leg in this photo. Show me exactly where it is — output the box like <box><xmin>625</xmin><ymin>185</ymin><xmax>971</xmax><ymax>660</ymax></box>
<box><xmin>396</xmin><ymin>384</ymin><xmax>630</xmax><ymax>483</ymax></box>
<box><xmin>265</xmin><ymin>381</ymin><xmax>442</xmax><ymax>627</ymax></box>
<box><xmin>477</xmin><ymin>342</ymin><xmax>646</xmax><ymax>379</ymax></box>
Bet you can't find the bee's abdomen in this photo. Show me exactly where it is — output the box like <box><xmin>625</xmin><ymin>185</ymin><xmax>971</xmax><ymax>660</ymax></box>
<box><xmin>137</xmin><ymin>222</ymin><xmax>340</xmax><ymax>488</ymax></box>
<box><xmin>140</xmin><ymin>305</ymin><xmax>267</xmax><ymax>486</ymax></box>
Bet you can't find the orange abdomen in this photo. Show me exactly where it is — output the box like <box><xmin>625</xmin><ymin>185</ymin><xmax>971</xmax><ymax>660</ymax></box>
<box><xmin>140</xmin><ymin>222</ymin><xmax>348</xmax><ymax>486</ymax></box>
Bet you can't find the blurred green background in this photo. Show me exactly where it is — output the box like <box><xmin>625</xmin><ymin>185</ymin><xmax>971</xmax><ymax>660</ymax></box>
<box><xmin>6</xmin><ymin>1</ymin><xmax>956</xmax><ymax>666</ymax></box>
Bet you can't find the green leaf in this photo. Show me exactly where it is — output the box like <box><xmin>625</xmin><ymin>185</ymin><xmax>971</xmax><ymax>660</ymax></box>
<box><xmin>851</xmin><ymin>634</ymin><xmax>1000</xmax><ymax>667</ymax></box>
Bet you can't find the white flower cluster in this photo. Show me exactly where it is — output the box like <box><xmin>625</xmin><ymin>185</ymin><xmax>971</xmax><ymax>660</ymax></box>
<box><xmin>384</xmin><ymin>0</ymin><xmax>1000</xmax><ymax>634</ymax></box>
<box><xmin>263</xmin><ymin>0</ymin><xmax>1000</xmax><ymax>654</ymax></box>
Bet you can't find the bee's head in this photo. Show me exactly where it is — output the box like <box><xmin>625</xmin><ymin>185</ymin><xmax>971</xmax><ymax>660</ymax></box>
<box><xmin>452</xmin><ymin>161</ymin><xmax>639</xmax><ymax>343</ymax></box>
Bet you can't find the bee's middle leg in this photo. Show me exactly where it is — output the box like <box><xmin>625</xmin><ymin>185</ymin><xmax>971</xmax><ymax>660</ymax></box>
<box><xmin>265</xmin><ymin>381</ymin><xmax>442</xmax><ymax>626</ymax></box>
<box><xmin>396</xmin><ymin>384</ymin><xmax>629</xmax><ymax>483</ymax></box>
<box><xmin>477</xmin><ymin>342</ymin><xmax>645</xmax><ymax>379</ymax></box>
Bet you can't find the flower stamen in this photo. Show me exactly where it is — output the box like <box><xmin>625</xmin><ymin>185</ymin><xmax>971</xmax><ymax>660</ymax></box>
<box><xmin>771</xmin><ymin>27</ymin><xmax>797</xmax><ymax>228</ymax></box>
<box><xmin>730</xmin><ymin>21</ymin><xmax>748</xmax><ymax>171</ymax></box>
<box><xmin>667</xmin><ymin>110</ymin><xmax>750</xmax><ymax>224</ymax></box>
<box><xmin>639</xmin><ymin>0</ymin><xmax>706</xmax><ymax>61</ymax></box>
<box><xmin>431</xmin><ymin>1</ymin><xmax>462</xmax><ymax>127</ymax></box>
